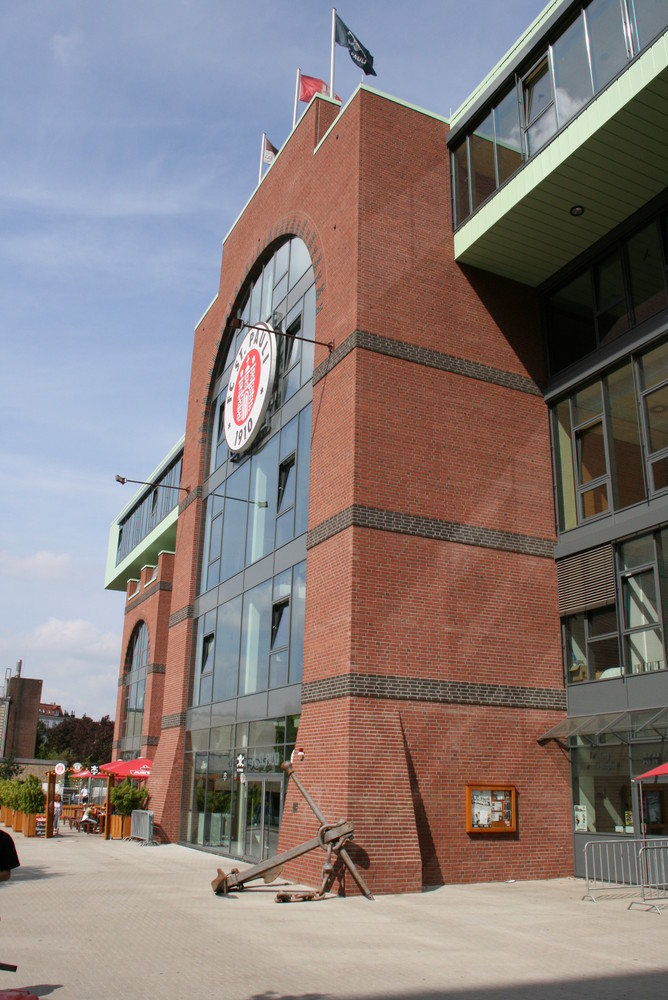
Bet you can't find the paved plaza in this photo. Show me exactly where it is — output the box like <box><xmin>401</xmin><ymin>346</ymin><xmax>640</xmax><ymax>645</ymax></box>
<box><xmin>1</xmin><ymin>826</ymin><xmax>667</xmax><ymax>1000</ymax></box>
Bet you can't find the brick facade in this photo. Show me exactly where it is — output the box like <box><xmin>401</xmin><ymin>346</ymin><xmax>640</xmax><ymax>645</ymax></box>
<box><xmin>119</xmin><ymin>88</ymin><xmax>571</xmax><ymax>893</ymax></box>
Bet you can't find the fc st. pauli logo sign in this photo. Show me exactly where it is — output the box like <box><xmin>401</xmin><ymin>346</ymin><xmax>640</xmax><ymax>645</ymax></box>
<box><xmin>224</xmin><ymin>322</ymin><xmax>277</xmax><ymax>453</ymax></box>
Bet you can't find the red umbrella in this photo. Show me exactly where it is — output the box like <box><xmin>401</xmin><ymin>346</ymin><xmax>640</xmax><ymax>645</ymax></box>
<box><xmin>102</xmin><ymin>758</ymin><xmax>152</xmax><ymax>779</ymax></box>
<box><xmin>633</xmin><ymin>761</ymin><xmax>668</xmax><ymax>781</ymax></box>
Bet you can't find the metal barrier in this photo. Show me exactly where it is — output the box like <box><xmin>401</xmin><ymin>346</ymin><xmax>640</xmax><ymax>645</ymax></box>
<box><xmin>583</xmin><ymin>838</ymin><xmax>668</xmax><ymax>904</ymax></box>
<box><xmin>130</xmin><ymin>809</ymin><xmax>154</xmax><ymax>844</ymax></box>
<box><xmin>633</xmin><ymin>845</ymin><xmax>668</xmax><ymax>913</ymax></box>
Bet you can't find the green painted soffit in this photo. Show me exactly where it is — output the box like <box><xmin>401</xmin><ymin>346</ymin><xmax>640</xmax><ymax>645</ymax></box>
<box><xmin>104</xmin><ymin>508</ymin><xmax>178</xmax><ymax>592</ymax></box>
<box><xmin>104</xmin><ymin>436</ymin><xmax>184</xmax><ymax>592</ymax></box>
<box><xmin>453</xmin><ymin>31</ymin><xmax>668</xmax><ymax>288</ymax></box>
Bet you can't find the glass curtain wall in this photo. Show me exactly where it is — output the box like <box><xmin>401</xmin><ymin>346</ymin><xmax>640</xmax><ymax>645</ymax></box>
<box><xmin>451</xmin><ymin>0</ymin><xmax>668</xmax><ymax>226</ymax></box>
<box><xmin>547</xmin><ymin>209</ymin><xmax>668</xmax><ymax>376</ymax></box>
<box><xmin>182</xmin><ymin>236</ymin><xmax>314</xmax><ymax>857</ymax></box>
<box><xmin>563</xmin><ymin>526</ymin><xmax>668</xmax><ymax>684</ymax></box>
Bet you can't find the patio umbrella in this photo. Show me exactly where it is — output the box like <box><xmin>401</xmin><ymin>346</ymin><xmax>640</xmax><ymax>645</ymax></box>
<box><xmin>632</xmin><ymin>760</ymin><xmax>668</xmax><ymax>840</ymax></box>
<box><xmin>633</xmin><ymin>761</ymin><xmax>668</xmax><ymax>781</ymax></box>
<box><xmin>102</xmin><ymin>758</ymin><xmax>152</xmax><ymax>779</ymax></box>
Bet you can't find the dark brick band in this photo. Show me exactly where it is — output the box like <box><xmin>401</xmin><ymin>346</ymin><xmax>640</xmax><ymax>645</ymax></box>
<box><xmin>314</xmin><ymin>329</ymin><xmax>542</xmax><ymax>396</ymax></box>
<box><xmin>302</xmin><ymin>673</ymin><xmax>566</xmax><ymax>712</ymax></box>
<box><xmin>307</xmin><ymin>504</ymin><xmax>554</xmax><ymax>558</ymax></box>
<box><xmin>169</xmin><ymin>606</ymin><xmax>193</xmax><ymax>628</ymax></box>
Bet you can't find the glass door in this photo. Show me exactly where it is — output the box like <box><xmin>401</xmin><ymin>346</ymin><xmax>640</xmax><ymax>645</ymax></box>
<box><xmin>243</xmin><ymin>776</ymin><xmax>282</xmax><ymax>861</ymax></box>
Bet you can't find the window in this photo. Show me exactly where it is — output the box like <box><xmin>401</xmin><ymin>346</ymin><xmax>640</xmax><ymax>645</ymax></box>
<box><xmin>523</xmin><ymin>56</ymin><xmax>557</xmax><ymax>155</ymax></box>
<box><xmin>552</xmin><ymin>358</ymin><xmax>650</xmax><ymax>532</ymax></box>
<box><xmin>121</xmin><ymin>622</ymin><xmax>148</xmax><ymax>745</ymax></box>
<box><xmin>619</xmin><ymin>536</ymin><xmax>665</xmax><ymax>674</ymax></box>
<box><xmin>565</xmin><ymin>606</ymin><xmax>620</xmax><ymax>683</ymax></box>
<box><xmin>450</xmin><ymin>0</ymin><xmax>668</xmax><ymax>229</ymax></box>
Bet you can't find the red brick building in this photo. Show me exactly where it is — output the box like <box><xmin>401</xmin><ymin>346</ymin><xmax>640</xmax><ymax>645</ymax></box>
<box><xmin>106</xmin><ymin>2</ymin><xmax>668</xmax><ymax>893</ymax></box>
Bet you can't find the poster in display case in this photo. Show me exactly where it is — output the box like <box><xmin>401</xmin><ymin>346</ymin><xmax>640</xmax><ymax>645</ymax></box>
<box><xmin>466</xmin><ymin>784</ymin><xmax>517</xmax><ymax>833</ymax></box>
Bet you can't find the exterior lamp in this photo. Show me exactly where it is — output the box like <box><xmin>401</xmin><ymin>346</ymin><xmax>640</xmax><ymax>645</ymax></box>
<box><xmin>570</xmin><ymin>205</ymin><xmax>585</xmax><ymax>217</ymax></box>
<box><xmin>229</xmin><ymin>316</ymin><xmax>334</xmax><ymax>353</ymax></box>
<box><xmin>114</xmin><ymin>475</ymin><xmax>267</xmax><ymax>507</ymax></box>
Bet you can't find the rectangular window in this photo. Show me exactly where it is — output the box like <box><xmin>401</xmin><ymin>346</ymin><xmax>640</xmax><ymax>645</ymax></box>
<box><xmin>564</xmin><ymin>606</ymin><xmax>620</xmax><ymax>683</ymax></box>
<box><xmin>523</xmin><ymin>56</ymin><xmax>557</xmax><ymax>155</ymax></box>
<box><xmin>571</xmin><ymin>743</ymin><xmax>632</xmax><ymax>834</ymax></box>
<box><xmin>451</xmin><ymin>142</ymin><xmax>470</xmax><ymax>227</ymax></box>
<box><xmin>552</xmin><ymin>12</ymin><xmax>593</xmax><ymax>128</ymax></box>
<box><xmin>469</xmin><ymin>111</ymin><xmax>496</xmax><ymax>211</ymax></box>
<box><xmin>619</xmin><ymin>534</ymin><xmax>666</xmax><ymax>675</ymax></box>
<box><xmin>585</xmin><ymin>0</ymin><xmax>630</xmax><ymax>92</ymax></box>
<box><xmin>493</xmin><ymin>87</ymin><xmax>522</xmax><ymax>184</ymax></box>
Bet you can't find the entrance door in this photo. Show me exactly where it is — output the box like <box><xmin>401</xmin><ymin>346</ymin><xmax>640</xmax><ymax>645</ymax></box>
<box><xmin>243</xmin><ymin>777</ymin><xmax>282</xmax><ymax>862</ymax></box>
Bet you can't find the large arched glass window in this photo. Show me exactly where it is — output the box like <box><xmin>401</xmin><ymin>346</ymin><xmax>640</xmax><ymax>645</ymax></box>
<box><xmin>121</xmin><ymin>622</ymin><xmax>148</xmax><ymax>750</ymax></box>
<box><xmin>192</xmin><ymin>235</ymin><xmax>313</xmax><ymax>704</ymax></box>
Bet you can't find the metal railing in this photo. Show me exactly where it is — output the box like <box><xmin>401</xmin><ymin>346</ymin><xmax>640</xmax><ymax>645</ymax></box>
<box><xmin>583</xmin><ymin>838</ymin><xmax>668</xmax><ymax>906</ymax></box>
<box><xmin>130</xmin><ymin>810</ymin><xmax>154</xmax><ymax>844</ymax></box>
<box><xmin>633</xmin><ymin>845</ymin><xmax>668</xmax><ymax>913</ymax></box>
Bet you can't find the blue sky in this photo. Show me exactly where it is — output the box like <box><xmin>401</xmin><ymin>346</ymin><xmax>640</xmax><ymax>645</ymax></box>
<box><xmin>0</xmin><ymin>0</ymin><xmax>544</xmax><ymax>720</ymax></box>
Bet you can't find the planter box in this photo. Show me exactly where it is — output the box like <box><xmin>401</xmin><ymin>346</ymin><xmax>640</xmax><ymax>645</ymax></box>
<box><xmin>12</xmin><ymin>811</ymin><xmax>24</xmax><ymax>834</ymax></box>
<box><xmin>23</xmin><ymin>813</ymin><xmax>37</xmax><ymax>838</ymax></box>
<box><xmin>110</xmin><ymin>814</ymin><xmax>131</xmax><ymax>839</ymax></box>
<box><xmin>4</xmin><ymin>809</ymin><xmax>14</xmax><ymax>828</ymax></box>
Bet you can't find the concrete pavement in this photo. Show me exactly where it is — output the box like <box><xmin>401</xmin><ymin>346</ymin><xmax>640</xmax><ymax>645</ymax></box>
<box><xmin>2</xmin><ymin>824</ymin><xmax>667</xmax><ymax>1000</ymax></box>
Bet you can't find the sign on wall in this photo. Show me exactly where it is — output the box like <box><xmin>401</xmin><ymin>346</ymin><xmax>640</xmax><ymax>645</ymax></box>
<box><xmin>466</xmin><ymin>784</ymin><xmax>517</xmax><ymax>834</ymax></box>
<box><xmin>224</xmin><ymin>323</ymin><xmax>277</xmax><ymax>454</ymax></box>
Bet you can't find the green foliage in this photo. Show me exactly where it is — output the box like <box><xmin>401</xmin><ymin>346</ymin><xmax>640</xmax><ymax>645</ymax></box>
<box><xmin>0</xmin><ymin>779</ymin><xmax>11</xmax><ymax>807</ymax></box>
<box><xmin>0</xmin><ymin>753</ymin><xmax>21</xmax><ymax>780</ymax></box>
<box><xmin>41</xmin><ymin>715</ymin><xmax>114</xmax><ymax>768</ymax></box>
<box><xmin>110</xmin><ymin>779</ymin><xmax>148</xmax><ymax>817</ymax></box>
<box><xmin>20</xmin><ymin>775</ymin><xmax>46</xmax><ymax>815</ymax></box>
<box><xmin>34</xmin><ymin>719</ymin><xmax>49</xmax><ymax>758</ymax></box>
<box><xmin>6</xmin><ymin>780</ymin><xmax>22</xmax><ymax>811</ymax></box>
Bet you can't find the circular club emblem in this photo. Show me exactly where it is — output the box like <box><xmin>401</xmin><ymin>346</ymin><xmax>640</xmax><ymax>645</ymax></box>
<box><xmin>55</xmin><ymin>762</ymin><xmax>66</xmax><ymax>776</ymax></box>
<box><xmin>225</xmin><ymin>323</ymin><xmax>277</xmax><ymax>454</ymax></box>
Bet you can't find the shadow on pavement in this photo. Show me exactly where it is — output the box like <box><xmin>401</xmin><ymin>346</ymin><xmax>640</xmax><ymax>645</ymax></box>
<box><xmin>11</xmin><ymin>866</ymin><xmax>63</xmax><ymax>883</ymax></box>
<box><xmin>249</xmin><ymin>970</ymin><xmax>668</xmax><ymax>1000</ymax></box>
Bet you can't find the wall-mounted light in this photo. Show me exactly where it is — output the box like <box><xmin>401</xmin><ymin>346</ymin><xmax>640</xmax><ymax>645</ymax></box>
<box><xmin>115</xmin><ymin>475</ymin><xmax>267</xmax><ymax>507</ymax></box>
<box><xmin>115</xmin><ymin>475</ymin><xmax>189</xmax><ymax>495</ymax></box>
<box><xmin>230</xmin><ymin>317</ymin><xmax>333</xmax><ymax>353</ymax></box>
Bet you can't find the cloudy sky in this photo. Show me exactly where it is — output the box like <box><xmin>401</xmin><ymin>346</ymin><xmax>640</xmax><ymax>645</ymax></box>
<box><xmin>1</xmin><ymin>0</ymin><xmax>544</xmax><ymax>720</ymax></box>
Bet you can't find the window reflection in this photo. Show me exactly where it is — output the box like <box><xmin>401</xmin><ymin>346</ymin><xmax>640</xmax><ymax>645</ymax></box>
<box><xmin>450</xmin><ymin>0</ymin><xmax>668</xmax><ymax>226</ymax></box>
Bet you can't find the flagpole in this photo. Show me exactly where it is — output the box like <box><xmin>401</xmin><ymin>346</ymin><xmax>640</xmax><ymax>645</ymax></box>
<box><xmin>330</xmin><ymin>8</ymin><xmax>336</xmax><ymax>103</ymax></box>
<box><xmin>258</xmin><ymin>132</ymin><xmax>266</xmax><ymax>185</ymax></box>
<box><xmin>293</xmin><ymin>68</ymin><xmax>301</xmax><ymax>128</ymax></box>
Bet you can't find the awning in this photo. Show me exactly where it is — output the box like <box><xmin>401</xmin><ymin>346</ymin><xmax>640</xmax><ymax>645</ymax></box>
<box><xmin>538</xmin><ymin>707</ymin><xmax>668</xmax><ymax>746</ymax></box>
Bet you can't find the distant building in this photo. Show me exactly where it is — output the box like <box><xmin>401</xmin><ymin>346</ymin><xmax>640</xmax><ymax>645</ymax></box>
<box><xmin>38</xmin><ymin>702</ymin><xmax>65</xmax><ymax>730</ymax></box>
<box><xmin>0</xmin><ymin>661</ymin><xmax>42</xmax><ymax>760</ymax></box>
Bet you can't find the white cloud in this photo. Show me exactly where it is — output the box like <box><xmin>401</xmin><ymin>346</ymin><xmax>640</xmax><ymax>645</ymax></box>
<box><xmin>29</xmin><ymin>618</ymin><xmax>119</xmax><ymax>660</ymax></box>
<box><xmin>0</xmin><ymin>617</ymin><xmax>120</xmax><ymax>719</ymax></box>
<box><xmin>0</xmin><ymin>550</ymin><xmax>72</xmax><ymax>582</ymax></box>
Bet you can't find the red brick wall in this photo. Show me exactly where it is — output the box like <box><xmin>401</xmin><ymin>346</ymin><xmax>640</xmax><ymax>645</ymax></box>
<box><xmin>142</xmin><ymin>88</ymin><xmax>571</xmax><ymax>888</ymax></box>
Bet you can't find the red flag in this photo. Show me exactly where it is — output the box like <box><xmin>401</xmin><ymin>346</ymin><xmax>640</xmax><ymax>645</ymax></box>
<box><xmin>299</xmin><ymin>75</ymin><xmax>340</xmax><ymax>104</ymax></box>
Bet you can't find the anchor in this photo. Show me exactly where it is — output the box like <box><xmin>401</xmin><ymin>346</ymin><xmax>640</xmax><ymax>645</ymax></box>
<box><xmin>211</xmin><ymin>760</ymin><xmax>374</xmax><ymax>901</ymax></box>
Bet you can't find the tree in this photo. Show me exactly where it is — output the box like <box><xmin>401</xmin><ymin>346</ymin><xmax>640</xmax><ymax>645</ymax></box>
<box><xmin>41</xmin><ymin>715</ymin><xmax>114</xmax><ymax>767</ymax></box>
<box><xmin>0</xmin><ymin>753</ymin><xmax>21</xmax><ymax>780</ymax></box>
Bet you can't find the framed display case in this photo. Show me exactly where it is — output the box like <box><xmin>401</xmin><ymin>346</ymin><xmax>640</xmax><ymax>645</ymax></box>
<box><xmin>466</xmin><ymin>784</ymin><xmax>517</xmax><ymax>833</ymax></box>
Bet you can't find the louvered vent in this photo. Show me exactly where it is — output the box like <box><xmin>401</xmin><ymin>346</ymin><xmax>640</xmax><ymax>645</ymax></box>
<box><xmin>557</xmin><ymin>544</ymin><xmax>616</xmax><ymax>617</ymax></box>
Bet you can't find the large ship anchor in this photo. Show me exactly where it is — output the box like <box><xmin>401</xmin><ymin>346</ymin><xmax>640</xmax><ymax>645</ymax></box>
<box><xmin>211</xmin><ymin>760</ymin><xmax>374</xmax><ymax>901</ymax></box>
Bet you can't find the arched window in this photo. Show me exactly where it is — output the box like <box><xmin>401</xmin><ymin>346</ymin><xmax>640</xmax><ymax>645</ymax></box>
<box><xmin>121</xmin><ymin>622</ymin><xmax>148</xmax><ymax>748</ymax></box>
